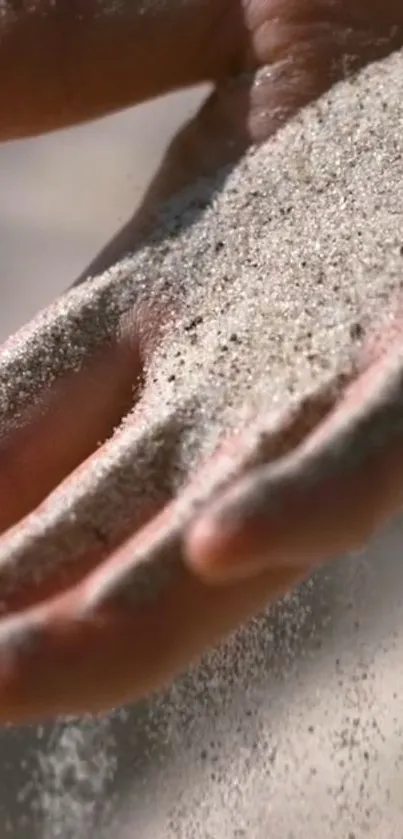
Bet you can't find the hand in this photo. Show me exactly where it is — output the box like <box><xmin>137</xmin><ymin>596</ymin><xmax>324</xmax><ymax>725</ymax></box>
<box><xmin>0</xmin><ymin>0</ymin><xmax>402</xmax><ymax>724</ymax></box>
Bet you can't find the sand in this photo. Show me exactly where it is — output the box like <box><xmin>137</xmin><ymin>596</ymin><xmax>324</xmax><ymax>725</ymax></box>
<box><xmin>0</xmin><ymin>49</ymin><xmax>403</xmax><ymax>603</ymax></box>
<box><xmin>1</xmin><ymin>47</ymin><xmax>403</xmax><ymax>839</ymax></box>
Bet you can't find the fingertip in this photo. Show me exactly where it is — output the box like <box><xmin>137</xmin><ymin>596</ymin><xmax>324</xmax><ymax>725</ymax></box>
<box><xmin>186</xmin><ymin>506</ymin><xmax>267</xmax><ymax>584</ymax></box>
<box><xmin>186</xmin><ymin>513</ymin><xmax>229</xmax><ymax>581</ymax></box>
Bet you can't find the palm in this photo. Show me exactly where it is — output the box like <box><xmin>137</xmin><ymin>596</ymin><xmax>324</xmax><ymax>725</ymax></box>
<box><xmin>0</xmin><ymin>0</ymin><xmax>402</xmax><ymax>722</ymax></box>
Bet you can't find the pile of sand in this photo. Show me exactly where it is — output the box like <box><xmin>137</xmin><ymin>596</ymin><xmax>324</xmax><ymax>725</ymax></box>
<box><xmin>0</xmin><ymin>50</ymin><xmax>402</xmax><ymax>602</ymax></box>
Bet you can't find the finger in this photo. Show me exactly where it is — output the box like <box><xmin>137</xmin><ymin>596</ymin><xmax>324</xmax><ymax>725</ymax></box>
<box><xmin>246</xmin><ymin>7</ymin><xmax>403</xmax><ymax>142</ymax></box>
<box><xmin>0</xmin><ymin>509</ymin><xmax>305</xmax><ymax>723</ymax></box>
<box><xmin>0</xmin><ymin>388</ymin><xmax>183</xmax><ymax>614</ymax></box>
<box><xmin>0</xmin><ymin>0</ymin><xmax>247</xmax><ymax>139</ymax></box>
<box><xmin>0</xmin><ymin>269</ymin><xmax>161</xmax><ymax>535</ymax></box>
<box><xmin>186</xmin><ymin>343</ymin><xmax>403</xmax><ymax>581</ymax></box>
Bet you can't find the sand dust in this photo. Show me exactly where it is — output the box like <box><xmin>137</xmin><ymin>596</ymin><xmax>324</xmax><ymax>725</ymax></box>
<box><xmin>1</xmin><ymin>49</ymin><xmax>403</xmax><ymax>837</ymax></box>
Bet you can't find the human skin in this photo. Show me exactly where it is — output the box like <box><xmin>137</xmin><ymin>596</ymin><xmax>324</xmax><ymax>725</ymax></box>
<box><xmin>0</xmin><ymin>0</ymin><xmax>402</xmax><ymax>722</ymax></box>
